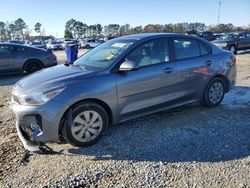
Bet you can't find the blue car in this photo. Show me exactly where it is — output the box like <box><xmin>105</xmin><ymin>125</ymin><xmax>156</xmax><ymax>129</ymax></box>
<box><xmin>11</xmin><ymin>33</ymin><xmax>236</xmax><ymax>152</ymax></box>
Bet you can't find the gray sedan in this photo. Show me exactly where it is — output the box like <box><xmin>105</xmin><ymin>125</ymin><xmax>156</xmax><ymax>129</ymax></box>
<box><xmin>10</xmin><ymin>33</ymin><xmax>236</xmax><ymax>152</ymax></box>
<box><xmin>0</xmin><ymin>43</ymin><xmax>57</xmax><ymax>75</ymax></box>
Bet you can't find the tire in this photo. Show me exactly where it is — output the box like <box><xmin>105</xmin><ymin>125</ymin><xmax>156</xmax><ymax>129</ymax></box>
<box><xmin>85</xmin><ymin>45</ymin><xmax>90</xmax><ymax>49</ymax></box>
<box><xmin>24</xmin><ymin>60</ymin><xmax>43</xmax><ymax>74</ymax></box>
<box><xmin>229</xmin><ymin>45</ymin><xmax>237</xmax><ymax>55</ymax></box>
<box><xmin>62</xmin><ymin>102</ymin><xmax>109</xmax><ymax>147</ymax></box>
<box><xmin>202</xmin><ymin>77</ymin><xmax>226</xmax><ymax>108</ymax></box>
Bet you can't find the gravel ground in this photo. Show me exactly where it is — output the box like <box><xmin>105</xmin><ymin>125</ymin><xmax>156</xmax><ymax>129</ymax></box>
<box><xmin>0</xmin><ymin>50</ymin><xmax>249</xmax><ymax>188</ymax></box>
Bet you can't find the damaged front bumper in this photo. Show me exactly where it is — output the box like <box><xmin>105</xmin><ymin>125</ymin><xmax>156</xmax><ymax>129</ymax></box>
<box><xmin>10</xmin><ymin>99</ymin><xmax>69</xmax><ymax>152</ymax></box>
<box><xmin>16</xmin><ymin>119</ymin><xmax>41</xmax><ymax>152</ymax></box>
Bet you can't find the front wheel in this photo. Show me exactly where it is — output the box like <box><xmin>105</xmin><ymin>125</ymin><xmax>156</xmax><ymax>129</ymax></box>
<box><xmin>229</xmin><ymin>45</ymin><xmax>237</xmax><ymax>55</ymax></box>
<box><xmin>62</xmin><ymin>102</ymin><xmax>109</xmax><ymax>147</ymax></box>
<box><xmin>202</xmin><ymin>77</ymin><xmax>226</xmax><ymax>108</ymax></box>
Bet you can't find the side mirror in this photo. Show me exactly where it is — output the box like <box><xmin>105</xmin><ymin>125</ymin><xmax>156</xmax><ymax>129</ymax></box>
<box><xmin>119</xmin><ymin>60</ymin><xmax>139</xmax><ymax>72</ymax></box>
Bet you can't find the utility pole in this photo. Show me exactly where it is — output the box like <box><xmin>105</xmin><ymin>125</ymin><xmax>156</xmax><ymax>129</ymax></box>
<box><xmin>217</xmin><ymin>0</ymin><xmax>222</xmax><ymax>25</ymax></box>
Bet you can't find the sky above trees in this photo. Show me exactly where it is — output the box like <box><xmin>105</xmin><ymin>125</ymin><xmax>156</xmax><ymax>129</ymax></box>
<box><xmin>0</xmin><ymin>0</ymin><xmax>249</xmax><ymax>37</ymax></box>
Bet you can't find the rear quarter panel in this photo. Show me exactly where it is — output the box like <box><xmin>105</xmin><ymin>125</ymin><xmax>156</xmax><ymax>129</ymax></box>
<box><xmin>211</xmin><ymin>50</ymin><xmax>236</xmax><ymax>91</ymax></box>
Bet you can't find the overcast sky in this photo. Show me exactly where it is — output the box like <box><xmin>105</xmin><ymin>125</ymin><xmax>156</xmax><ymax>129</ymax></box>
<box><xmin>1</xmin><ymin>0</ymin><xmax>249</xmax><ymax>37</ymax></box>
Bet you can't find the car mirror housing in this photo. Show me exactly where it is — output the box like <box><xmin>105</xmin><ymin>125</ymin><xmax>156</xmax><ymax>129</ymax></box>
<box><xmin>119</xmin><ymin>60</ymin><xmax>139</xmax><ymax>72</ymax></box>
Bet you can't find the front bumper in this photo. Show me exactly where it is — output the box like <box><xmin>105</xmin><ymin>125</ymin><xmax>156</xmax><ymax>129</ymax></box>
<box><xmin>10</xmin><ymin>99</ymin><xmax>69</xmax><ymax>151</ymax></box>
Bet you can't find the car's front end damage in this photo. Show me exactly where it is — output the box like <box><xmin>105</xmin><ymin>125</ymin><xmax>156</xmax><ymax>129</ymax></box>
<box><xmin>11</xmin><ymin>91</ymin><xmax>68</xmax><ymax>152</ymax></box>
<box><xmin>10</xmin><ymin>64</ymin><xmax>97</xmax><ymax>152</ymax></box>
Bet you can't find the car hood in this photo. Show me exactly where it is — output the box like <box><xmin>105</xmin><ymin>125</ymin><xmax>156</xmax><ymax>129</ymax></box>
<box><xmin>16</xmin><ymin>64</ymin><xmax>96</xmax><ymax>92</ymax></box>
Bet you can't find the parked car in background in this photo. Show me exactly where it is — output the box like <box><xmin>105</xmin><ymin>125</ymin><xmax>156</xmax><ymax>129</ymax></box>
<box><xmin>78</xmin><ymin>39</ymin><xmax>88</xmax><ymax>48</ymax></box>
<box><xmin>63</xmin><ymin>40</ymin><xmax>79</xmax><ymax>49</ymax></box>
<box><xmin>211</xmin><ymin>32</ymin><xmax>250</xmax><ymax>54</ymax></box>
<box><xmin>46</xmin><ymin>41</ymin><xmax>64</xmax><ymax>50</ymax></box>
<box><xmin>199</xmin><ymin>31</ymin><xmax>216</xmax><ymax>41</ymax></box>
<box><xmin>0</xmin><ymin>43</ymin><xmax>57</xmax><ymax>75</ymax></box>
<box><xmin>214</xmin><ymin>33</ymin><xmax>224</xmax><ymax>40</ymax></box>
<box><xmin>10</xmin><ymin>33</ymin><xmax>236</xmax><ymax>152</ymax></box>
<box><xmin>27</xmin><ymin>41</ymin><xmax>46</xmax><ymax>49</ymax></box>
<box><xmin>80</xmin><ymin>39</ymin><xmax>105</xmax><ymax>49</ymax></box>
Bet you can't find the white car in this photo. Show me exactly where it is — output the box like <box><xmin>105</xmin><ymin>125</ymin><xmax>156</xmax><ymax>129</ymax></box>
<box><xmin>46</xmin><ymin>41</ymin><xmax>64</xmax><ymax>50</ymax></box>
<box><xmin>81</xmin><ymin>39</ymin><xmax>104</xmax><ymax>49</ymax></box>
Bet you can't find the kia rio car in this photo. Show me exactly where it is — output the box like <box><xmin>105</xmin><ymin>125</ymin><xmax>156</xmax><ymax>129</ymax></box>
<box><xmin>11</xmin><ymin>33</ymin><xmax>236</xmax><ymax>152</ymax></box>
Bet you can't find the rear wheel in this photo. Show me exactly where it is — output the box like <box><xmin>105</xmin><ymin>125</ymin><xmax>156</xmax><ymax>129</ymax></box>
<box><xmin>85</xmin><ymin>45</ymin><xmax>90</xmax><ymax>49</ymax></box>
<box><xmin>24</xmin><ymin>60</ymin><xmax>43</xmax><ymax>74</ymax></box>
<box><xmin>202</xmin><ymin>77</ymin><xmax>226</xmax><ymax>108</ymax></box>
<box><xmin>62</xmin><ymin>102</ymin><xmax>109</xmax><ymax>147</ymax></box>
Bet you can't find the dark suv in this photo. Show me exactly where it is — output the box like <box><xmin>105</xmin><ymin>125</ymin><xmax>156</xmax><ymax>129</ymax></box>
<box><xmin>199</xmin><ymin>31</ymin><xmax>216</xmax><ymax>41</ymax></box>
<box><xmin>212</xmin><ymin>32</ymin><xmax>250</xmax><ymax>54</ymax></box>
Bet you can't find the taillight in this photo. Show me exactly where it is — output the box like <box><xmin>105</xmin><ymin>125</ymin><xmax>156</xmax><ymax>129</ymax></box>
<box><xmin>230</xmin><ymin>55</ymin><xmax>236</xmax><ymax>65</ymax></box>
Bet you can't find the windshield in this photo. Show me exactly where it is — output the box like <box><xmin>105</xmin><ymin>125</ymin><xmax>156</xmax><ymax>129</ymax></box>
<box><xmin>217</xmin><ymin>34</ymin><xmax>238</xmax><ymax>41</ymax></box>
<box><xmin>74</xmin><ymin>39</ymin><xmax>136</xmax><ymax>70</ymax></box>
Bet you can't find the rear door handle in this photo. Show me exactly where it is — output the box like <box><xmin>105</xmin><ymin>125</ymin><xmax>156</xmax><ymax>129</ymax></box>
<box><xmin>163</xmin><ymin>67</ymin><xmax>174</xmax><ymax>73</ymax></box>
<box><xmin>205</xmin><ymin>60</ymin><xmax>213</xmax><ymax>66</ymax></box>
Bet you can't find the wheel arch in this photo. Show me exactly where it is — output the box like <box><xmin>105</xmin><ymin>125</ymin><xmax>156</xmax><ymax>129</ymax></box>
<box><xmin>229</xmin><ymin>44</ymin><xmax>237</xmax><ymax>54</ymax></box>
<box><xmin>212</xmin><ymin>74</ymin><xmax>229</xmax><ymax>92</ymax></box>
<box><xmin>205</xmin><ymin>74</ymin><xmax>229</xmax><ymax>94</ymax></box>
<box><xmin>58</xmin><ymin>98</ymin><xmax>113</xmax><ymax>141</ymax></box>
<box><xmin>23</xmin><ymin>58</ymin><xmax>44</xmax><ymax>72</ymax></box>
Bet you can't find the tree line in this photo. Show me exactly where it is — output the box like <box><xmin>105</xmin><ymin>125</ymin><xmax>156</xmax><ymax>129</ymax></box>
<box><xmin>0</xmin><ymin>18</ymin><xmax>250</xmax><ymax>40</ymax></box>
<box><xmin>0</xmin><ymin>18</ymin><xmax>46</xmax><ymax>40</ymax></box>
<box><xmin>64</xmin><ymin>19</ymin><xmax>250</xmax><ymax>39</ymax></box>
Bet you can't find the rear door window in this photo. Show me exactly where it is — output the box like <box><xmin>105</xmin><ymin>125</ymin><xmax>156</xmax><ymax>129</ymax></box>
<box><xmin>199</xmin><ymin>41</ymin><xmax>212</xmax><ymax>56</ymax></box>
<box><xmin>173</xmin><ymin>38</ymin><xmax>200</xmax><ymax>60</ymax></box>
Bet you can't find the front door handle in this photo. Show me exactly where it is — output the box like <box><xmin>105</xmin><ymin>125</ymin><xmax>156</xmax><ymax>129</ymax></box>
<box><xmin>164</xmin><ymin>67</ymin><xmax>174</xmax><ymax>73</ymax></box>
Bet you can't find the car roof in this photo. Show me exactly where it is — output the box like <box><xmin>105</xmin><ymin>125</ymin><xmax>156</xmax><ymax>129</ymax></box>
<box><xmin>117</xmin><ymin>33</ymin><xmax>200</xmax><ymax>40</ymax></box>
<box><xmin>0</xmin><ymin>42</ymin><xmax>48</xmax><ymax>51</ymax></box>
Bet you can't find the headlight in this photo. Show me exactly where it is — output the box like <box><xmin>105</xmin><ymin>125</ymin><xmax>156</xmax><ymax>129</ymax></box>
<box><xmin>18</xmin><ymin>84</ymin><xmax>66</xmax><ymax>105</ymax></box>
<box><xmin>215</xmin><ymin>43</ymin><xmax>227</xmax><ymax>47</ymax></box>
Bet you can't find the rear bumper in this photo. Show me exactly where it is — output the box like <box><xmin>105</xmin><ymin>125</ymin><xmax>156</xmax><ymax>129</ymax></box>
<box><xmin>45</xmin><ymin>61</ymin><xmax>58</xmax><ymax>68</ymax></box>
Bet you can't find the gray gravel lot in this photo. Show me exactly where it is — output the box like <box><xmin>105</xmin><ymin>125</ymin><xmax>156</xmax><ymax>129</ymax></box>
<box><xmin>0</xmin><ymin>50</ymin><xmax>249</xmax><ymax>188</ymax></box>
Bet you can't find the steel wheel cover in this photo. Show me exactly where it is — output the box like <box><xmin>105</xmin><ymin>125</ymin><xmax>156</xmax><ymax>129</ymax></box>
<box><xmin>71</xmin><ymin>110</ymin><xmax>103</xmax><ymax>142</ymax></box>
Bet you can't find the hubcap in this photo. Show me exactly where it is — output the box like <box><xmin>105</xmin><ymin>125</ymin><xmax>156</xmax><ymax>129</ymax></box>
<box><xmin>71</xmin><ymin>110</ymin><xmax>103</xmax><ymax>142</ymax></box>
<box><xmin>208</xmin><ymin>82</ymin><xmax>224</xmax><ymax>104</ymax></box>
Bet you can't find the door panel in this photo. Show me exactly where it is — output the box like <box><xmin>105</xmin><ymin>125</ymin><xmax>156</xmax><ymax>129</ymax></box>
<box><xmin>116</xmin><ymin>38</ymin><xmax>178</xmax><ymax>119</ymax></box>
<box><xmin>172</xmin><ymin>38</ymin><xmax>214</xmax><ymax>100</ymax></box>
<box><xmin>0</xmin><ymin>45</ymin><xmax>14</xmax><ymax>72</ymax></box>
<box><xmin>117</xmin><ymin>62</ymin><xmax>177</xmax><ymax>117</ymax></box>
<box><xmin>175</xmin><ymin>56</ymin><xmax>214</xmax><ymax>97</ymax></box>
<box><xmin>238</xmin><ymin>33</ymin><xmax>249</xmax><ymax>50</ymax></box>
